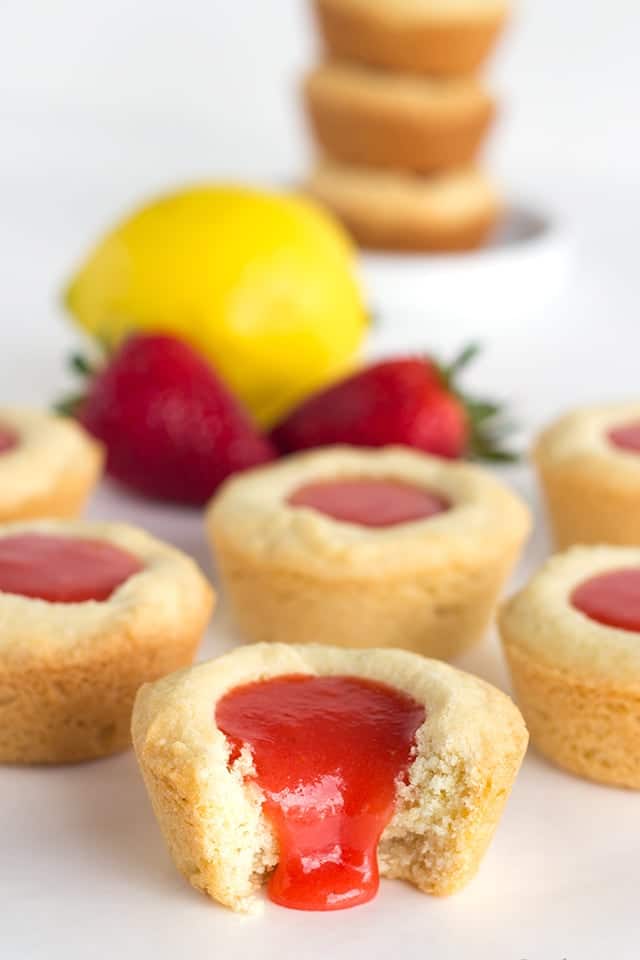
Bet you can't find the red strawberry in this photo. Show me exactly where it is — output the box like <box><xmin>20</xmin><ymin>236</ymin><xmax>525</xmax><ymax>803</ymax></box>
<box><xmin>62</xmin><ymin>334</ymin><xmax>275</xmax><ymax>505</ymax></box>
<box><xmin>271</xmin><ymin>345</ymin><xmax>516</xmax><ymax>462</ymax></box>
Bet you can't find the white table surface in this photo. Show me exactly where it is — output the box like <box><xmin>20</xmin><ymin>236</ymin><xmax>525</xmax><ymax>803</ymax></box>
<box><xmin>2</xmin><ymin>172</ymin><xmax>640</xmax><ymax>960</ymax></box>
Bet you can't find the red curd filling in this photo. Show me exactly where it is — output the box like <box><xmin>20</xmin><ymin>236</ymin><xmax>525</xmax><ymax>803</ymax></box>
<box><xmin>571</xmin><ymin>568</ymin><xmax>640</xmax><ymax>632</ymax></box>
<box><xmin>607</xmin><ymin>420</ymin><xmax>640</xmax><ymax>453</ymax></box>
<box><xmin>0</xmin><ymin>425</ymin><xmax>18</xmax><ymax>455</ymax></box>
<box><xmin>0</xmin><ymin>533</ymin><xmax>143</xmax><ymax>603</ymax></box>
<box><xmin>216</xmin><ymin>674</ymin><xmax>425</xmax><ymax>911</ymax></box>
<box><xmin>287</xmin><ymin>477</ymin><xmax>450</xmax><ymax>528</ymax></box>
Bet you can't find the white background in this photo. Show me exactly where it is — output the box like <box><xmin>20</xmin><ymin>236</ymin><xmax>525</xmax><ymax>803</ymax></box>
<box><xmin>2</xmin><ymin>2</ymin><xmax>640</xmax><ymax>958</ymax></box>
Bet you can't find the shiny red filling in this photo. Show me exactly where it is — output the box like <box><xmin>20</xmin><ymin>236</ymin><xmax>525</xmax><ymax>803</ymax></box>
<box><xmin>571</xmin><ymin>568</ymin><xmax>640</xmax><ymax>632</ymax></box>
<box><xmin>287</xmin><ymin>477</ymin><xmax>449</xmax><ymax>528</ymax></box>
<box><xmin>0</xmin><ymin>533</ymin><xmax>143</xmax><ymax>603</ymax></box>
<box><xmin>608</xmin><ymin>420</ymin><xmax>640</xmax><ymax>453</ymax></box>
<box><xmin>0</xmin><ymin>425</ymin><xmax>18</xmax><ymax>455</ymax></box>
<box><xmin>216</xmin><ymin>674</ymin><xmax>425</xmax><ymax>911</ymax></box>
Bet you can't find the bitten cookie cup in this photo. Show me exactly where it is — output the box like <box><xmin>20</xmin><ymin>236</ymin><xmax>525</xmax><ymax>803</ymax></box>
<box><xmin>313</xmin><ymin>0</ymin><xmax>509</xmax><ymax>76</ymax></box>
<box><xmin>132</xmin><ymin>643</ymin><xmax>528</xmax><ymax>913</ymax></box>
<box><xmin>304</xmin><ymin>64</ymin><xmax>495</xmax><ymax>174</ymax></box>
<box><xmin>0</xmin><ymin>521</ymin><xmax>214</xmax><ymax>764</ymax></box>
<box><xmin>206</xmin><ymin>446</ymin><xmax>531</xmax><ymax>659</ymax></box>
<box><xmin>534</xmin><ymin>402</ymin><xmax>640</xmax><ymax>548</ymax></box>
<box><xmin>500</xmin><ymin>546</ymin><xmax>640</xmax><ymax>789</ymax></box>
<box><xmin>0</xmin><ymin>408</ymin><xmax>103</xmax><ymax>522</ymax></box>
<box><xmin>305</xmin><ymin>162</ymin><xmax>501</xmax><ymax>252</ymax></box>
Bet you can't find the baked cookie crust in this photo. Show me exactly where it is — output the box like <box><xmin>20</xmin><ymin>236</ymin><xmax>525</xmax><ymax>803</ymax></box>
<box><xmin>313</xmin><ymin>0</ymin><xmax>509</xmax><ymax>76</ymax></box>
<box><xmin>304</xmin><ymin>64</ymin><xmax>495</xmax><ymax>173</ymax></box>
<box><xmin>534</xmin><ymin>402</ymin><xmax>640</xmax><ymax>548</ymax></box>
<box><xmin>305</xmin><ymin>162</ymin><xmax>501</xmax><ymax>252</ymax></box>
<box><xmin>207</xmin><ymin>446</ymin><xmax>530</xmax><ymax>659</ymax></box>
<box><xmin>0</xmin><ymin>408</ymin><xmax>103</xmax><ymax>522</ymax></box>
<box><xmin>132</xmin><ymin>643</ymin><xmax>528</xmax><ymax>913</ymax></box>
<box><xmin>500</xmin><ymin>545</ymin><xmax>640</xmax><ymax>788</ymax></box>
<box><xmin>0</xmin><ymin>520</ymin><xmax>214</xmax><ymax>764</ymax></box>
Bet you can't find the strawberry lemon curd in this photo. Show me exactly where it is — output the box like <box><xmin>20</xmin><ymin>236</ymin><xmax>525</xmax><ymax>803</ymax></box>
<box><xmin>608</xmin><ymin>420</ymin><xmax>640</xmax><ymax>453</ymax></box>
<box><xmin>287</xmin><ymin>477</ymin><xmax>449</xmax><ymax>527</ymax></box>
<box><xmin>571</xmin><ymin>568</ymin><xmax>640</xmax><ymax>633</ymax></box>
<box><xmin>0</xmin><ymin>425</ymin><xmax>17</xmax><ymax>454</ymax></box>
<box><xmin>0</xmin><ymin>533</ymin><xmax>143</xmax><ymax>603</ymax></box>
<box><xmin>216</xmin><ymin>674</ymin><xmax>425</xmax><ymax>910</ymax></box>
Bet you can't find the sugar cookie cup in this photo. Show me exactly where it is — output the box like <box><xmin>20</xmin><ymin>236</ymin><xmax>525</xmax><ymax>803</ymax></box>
<box><xmin>0</xmin><ymin>408</ymin><xmax>103</xmax><ymax>522</ymax></box>
<box><xmin>313</xmin><ymin>0</ymin><xmax>509</xmax><ymax>76</ymax></box>
<box><xmin>305</xmin><ymin>162</ymin><xmax>501</xmax><ymax>252</ymax></box>
<box><xmin>304</xmin><ymin>64</ymin><xmax>495</xmax><ymax>174</ymax></box>
<box><xmin>500</xmin><ymin>545</ymin><xmax>640</xmax><ymax>788</ymax></box>
<box><xmin>206</xmin><ymin>446</ymin><xmax>530</xmax><ymax>659</ymax></box>
<box><xmin>533</xmin><ymin>402</ymin><xmax>640</xmax><ymax>548</ymax></box>
<box><xmin>0</xmin><ymin>520</ymin><xmax>214</xmax><ymax>764</ymax></box>
<box><xmin>132</xmin><ymin>643</ymin><xmax>528</xmax><ymax>913</ymax></box>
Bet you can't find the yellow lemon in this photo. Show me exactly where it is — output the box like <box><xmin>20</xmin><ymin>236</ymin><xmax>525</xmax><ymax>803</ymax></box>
<box><xmin>65</xmin><ymin>185</ymin><xmax>367</xmax><ymax>426</ymax></box>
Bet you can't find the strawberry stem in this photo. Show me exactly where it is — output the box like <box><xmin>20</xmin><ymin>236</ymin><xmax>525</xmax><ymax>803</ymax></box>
<box><xmin>444</xmin><ymin>342</ymin><xmax>481</xmax><ymax>382</ymax></box>
<box><xmin>69</xmin><ymin>353</ymin><xmax>95</xmax><ymax>377</ymax></box>
<box><xmin>54</xmin><ymin>392</ymin><xmax>85</xmax><ymax>417</ymax></box>
<box><xmin>56</xmin><ymin>345</ymin><xmax>105</xmax><ymax>418</ymax></box>
<box><xmin>438</xmin><ymin>342</ymin><xmax>520</xmax><ymax>463</ymax></box>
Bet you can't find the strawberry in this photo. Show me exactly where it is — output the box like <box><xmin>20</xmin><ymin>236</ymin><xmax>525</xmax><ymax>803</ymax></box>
<box><xmin>60</xmin><ymin>334</ymin><xmax>275</xmax><ymax>504</ymax></box>
<box><xmin>271</xmin><ymin>345</ymin><xmax>516</xmax><ymax>462</ymax></box>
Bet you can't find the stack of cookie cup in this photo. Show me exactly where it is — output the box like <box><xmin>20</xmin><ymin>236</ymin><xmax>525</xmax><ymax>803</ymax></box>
<box><xmin>303</xmin><ymin>0</ymin><xmax>510</xmax><ymax>251</ymax></box>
